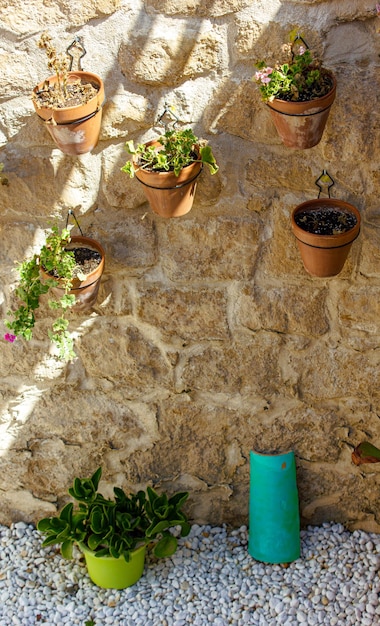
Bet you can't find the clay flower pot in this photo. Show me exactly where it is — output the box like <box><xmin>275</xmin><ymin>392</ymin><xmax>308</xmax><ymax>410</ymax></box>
<box><xmin>33</xmin><ymin>71</ymin><xmax>105</xmax><ymax>155</ymax></box>
<box><xmin>267</xmin><ymin>75</ymin><xmax>336</xmax><ymax>149</ymax></box>
<box><xmin>291</xmin><ymin>198</ymin><xmax>361</xmax><ymax>277</ymax></box>
<box><xmin>40</xmin><ymin>235</ymin><xmax>105</xmax><ymax>311</ymax></box>
<box><xmin>133</xmin><ymin>140</ymin><xmax>203</xmax><ymax>218</ymax></box>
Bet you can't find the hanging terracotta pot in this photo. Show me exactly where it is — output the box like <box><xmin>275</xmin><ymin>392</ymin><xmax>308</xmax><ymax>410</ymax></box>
<box><xmin>133</xmin><ymin>140</ymin><xmax>203</xmax><ymax>218</ymax></box>
<box><xmin>291</xmin><ymin>198</ymin><xmax>361</xmax><ymax>277</ymax></box>
<box><xmin>80</xmin><ymin>543</ymin><xmax>146</xmax><ymax>589</ymax></box>
<box><xmin>32</xmin><ymin>71</ymin><xmax>105</xmax><ymax>155</ymax></box>
<box><xmin>266</xmin><ymin>75</ymin><xmax>336</xmax><ymax>149</ymax></box>
<box><xmin>40</xmin><ymin>235</ymin><xmax>105</xmax><ymax>311</ymax></box>
<box><xmin>248</xmin><ymin>450</ymin><xmax>300</xmax><ymax>564</ymax></box>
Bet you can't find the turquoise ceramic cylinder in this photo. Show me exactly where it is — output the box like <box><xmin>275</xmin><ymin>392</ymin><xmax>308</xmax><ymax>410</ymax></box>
<box><xmin>248</xmin><ymin>449</ymin><xmax>300</xmax><ymax>564</ymax></box>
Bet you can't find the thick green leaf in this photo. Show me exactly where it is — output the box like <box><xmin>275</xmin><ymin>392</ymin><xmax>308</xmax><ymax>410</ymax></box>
<box><xmin>154</xmin><ymin>535</ymin><xmax>177</xmax><ymax>558</ymax></box>
<box><xmin>61</xmin><ymin>540</ymin><xmax>74</xmax><ymax>559</ymax></box>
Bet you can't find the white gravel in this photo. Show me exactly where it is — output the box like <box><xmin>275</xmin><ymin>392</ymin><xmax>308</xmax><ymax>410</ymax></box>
<box><xmin>0</xmin><ymin>521</ymin><xmax>380</xmax><ymax>626</ymax></box>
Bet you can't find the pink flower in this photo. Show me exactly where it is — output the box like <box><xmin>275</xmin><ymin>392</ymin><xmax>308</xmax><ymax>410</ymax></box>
<box><xmin>298</xmin><ymin>45</ymin><xmax>306</xmax><ymax>55</ymax></box>
<box><xmin>255</xmin><ymin>67</ymin><xmax>273</xmax><ymax>84</ymax></box>
<box><xmin>4</xmin><ymin>333</ymin><xmax>16</xmax><ymax>343</ymax></box>
<box><xmin>377</xmin><ymin>3</ymin><xmax>380</xmax><ymax>16</ymax></box>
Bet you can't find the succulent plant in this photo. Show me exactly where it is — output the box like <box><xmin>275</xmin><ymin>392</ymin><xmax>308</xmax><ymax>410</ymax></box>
<box><xmin>37</xmin><ymin>467</ymin><xmax>191</xmax><ymax>562</ymax></box>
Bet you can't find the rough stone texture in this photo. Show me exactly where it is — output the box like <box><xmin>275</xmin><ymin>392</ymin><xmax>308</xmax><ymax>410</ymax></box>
<box><xmin>0</xmin><ymin>0</ymin><xmax>379</xmax><ymax>535</ymax></box>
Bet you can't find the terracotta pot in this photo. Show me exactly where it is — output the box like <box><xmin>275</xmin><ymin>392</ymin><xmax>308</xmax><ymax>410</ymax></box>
<box><xmin>134</xmin><ymin>141</ymin><xmax>203</xmax><ymax>218</ymax></box>
<box><xmin>291</xmin><ymin>199</ymin><xmax>361</xmax><ymax>277</ymax></box>
<box><xmin>33</xmin><ymin>71</ymin><xmax>105</xmax><ymax>155</ymax></box>
<box><xmin>40</xmin><ymin>235</ymin><xmax>105</xmax><ymax>311</ymax></box>
<box><xmin>267</xmin><ymin>75</ymin><xmax>336</xmax><ymax>149</ymax></box>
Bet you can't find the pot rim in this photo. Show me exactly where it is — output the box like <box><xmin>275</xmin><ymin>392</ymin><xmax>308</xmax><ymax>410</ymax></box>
<box><xmin>291</xmin><ymin>198</ymin><xmax>361</xmax><ymax>248</ymax></box>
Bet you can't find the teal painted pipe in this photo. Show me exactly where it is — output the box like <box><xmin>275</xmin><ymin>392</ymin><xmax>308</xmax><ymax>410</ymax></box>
<box><xmin>248</xmin><ymin>449</ymin><xmax>300</xmax><ymax>564</ymax></box>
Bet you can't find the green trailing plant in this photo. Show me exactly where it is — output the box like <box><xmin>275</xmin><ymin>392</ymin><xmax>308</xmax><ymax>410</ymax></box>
<box><xmin>352</xmin><ymin>442</ymin><xmax>380</xmax><ymax>466</ymax></box>
<box><xmin>4</xmin><ymin>226</ymin><xmax>83</xmax><ymax>361</ymax></box>
<box><xmin>121</xmin><ymin>128</ymin><xmax>219</xmax><ymax>178</ymax></box>
<box><xmin>254</xmin><ymin>35</ymin><xmax>334</xmax><ymax>103</ymax></box>
<box><xmin>37</xmin><ymin>467</ymin><xmax>191</xmax><ymax>562</ymax></box>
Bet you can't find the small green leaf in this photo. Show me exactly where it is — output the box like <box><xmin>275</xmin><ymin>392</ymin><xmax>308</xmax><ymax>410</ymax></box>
<box><xmin>154</xmin><ymin>535</ymin><xmax>178</xmax><ymax>558</ymax></box>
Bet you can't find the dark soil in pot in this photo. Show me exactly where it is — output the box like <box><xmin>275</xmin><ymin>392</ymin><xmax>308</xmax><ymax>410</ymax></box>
<box><xmin>294</xmin><ymin>206</ymin><xmax>358</xmax><ymax>236</ymax></box>
<box><xmin>46</xmin><ymin>247</ymin><xmax>102</xmax><ymax>280</ymax></box>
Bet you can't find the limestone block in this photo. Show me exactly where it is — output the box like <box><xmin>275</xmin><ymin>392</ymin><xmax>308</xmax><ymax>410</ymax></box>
<box><xmin>145</xmin><ymin>0</ymin><xmax>253</xmax><ymax>17</ymax></box>
<box><xmin>76</xmin><ymin>320</ymin><xmax>172</xmax><ymax>389</ymax></box>
<box><xmin>204</xmin><ymin>79</ymin><xmax>275</xmax><ymax>143</ymax></box>
<box><xmin>322</xmin><ymin>67</ymin><xmax>380</xmax><ymax>167</ymax></box>
<box><xmin>0</xmin><ymin>0</ymin><xmax>122</xmax><ymax>33</ymax></box>
<box><xmin>237</xmin><ymin>283</ymin><xmax>329</xmax><ymax>336</ymax></box>
<box><xmin>101</xmin><ymin>91</ymin><xmax>154</xmax><ymax>140</ymax></box>
<box><xmin>245</xmin><ymin>152</ymin><xmax>314</xmax><ymax>194</ymax></box>
<box><xmin>360</xmin><ymin>223</ymin><xmax>380</xmax><ymax>278</ymax></box>
<box><xmin>324</xmin><ymin>22</ymin><xmax>375</xmax><ymax>65</ymax></box>
<box><xmin>143</xmin><ymin>396</ymin><xmax>247</xmax><ymax>483</ymax></box>
<box><xmin>290</xmin><ymin>342</ymin><xmax>380</xmax><ymax>404</ymax></box>
<box><xmin>161</xmin><ymin>215</ymin><xmax>262</xmax><ymax>281</ymax></box>
<box><xmin>118</xmin><ymin>21</ymin><xmax>222</xmax><ymax>86</ymax></box>
<box><xmin>0</xmin><ymin>152</ymin><xmax>102</xmax><ymax>214</ymax></box>
<box><xmin>0</xmin><ymin>490</ymin><xmax>55</xmax><ymax>526</ymax></box>
<box><xmin>337</xmin><ymin>284</ymin><xmax>380</xmax><ymax>336</ymax></box>
<box><xmin>177</xmin><ymin>332</ymin><xmax>283</xmax><ymax>396</ymax></box>
<box><xmin>137</xmin><ymin>285</ymin><xmax>229</xmax><ymax>342</ymax></box>
<box><xmin>101</xmin><ymin>144</ymin><xmax>148</xmax><ymax>209</ymax></box>
<box><xmin>95</xmin><ymin>214</ymin><xmax>157</xmax><ymax>269</ymax></box>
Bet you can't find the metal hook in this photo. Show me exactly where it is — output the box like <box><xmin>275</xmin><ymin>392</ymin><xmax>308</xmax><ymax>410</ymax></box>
<box><xmin>156</xmin><ymin>102</ymin><xmax>181</xmax><ymax>132</ymax></box>
<box><xmin>66</xmin><ymin>36</ymin><xmax>87</xmax><ymax>71</ymax></box>
<box><xmin>66</xmin><ymin>209</ymin><xmax>84</xmax><ymax>236</ymax></box>
<box><xmin>315</xmin><ymin>170</ymin><xmax>335</xmax><ymax>198</ymax></box>
<box><xmin>291</xmin><ymin>33</ymin><xmax>309</xmax><ymax>60</ymax></box>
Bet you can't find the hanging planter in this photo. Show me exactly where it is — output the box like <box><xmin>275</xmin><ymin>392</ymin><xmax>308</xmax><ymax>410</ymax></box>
<box><xmin>131</xmin><ymin>139</ymin><xmax>203</xmax><ymax>218</ymax></box>
<box><xmin>40</xmin><ymin>233</ymin><xmax>105</xmax><ymax>312</ymax></box>
<box><xmin>122</xmin><ymin>106</ymin><xmax>219</xmax><ymax>218</ymax></box>
<box><xmin>32</xmin><ymin>34</ymin><xmax>104</xmax><ymax>155</ymax></box>
<box><xmin>248</xmin><ymin>449</ymin><xmax>300</xmax><ymax>564</ymax></box>
<box><xmin>266</xmin><ymin>75</ymin><xmax>336</xmax><ymax>149</ymax></box>
<box><xmin>291</xmin><ymin>171</ymin><xmax>361</xmax><ymax>278</ymax></box>
<box><xmin>4</xmin><ymin>211</ymin><xmax>105</xmax><ymax>360</ymax></box>
<box><xmin>254</xmin><ymin>34</ymin><xmax>336</xmax><ymax>149</ymax></box>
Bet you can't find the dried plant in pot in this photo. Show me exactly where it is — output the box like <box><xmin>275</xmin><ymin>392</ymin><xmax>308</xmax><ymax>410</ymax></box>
<box><xmin>32</xmin><ymin>33</ymin><xmax>105</xmax><ymax>155</ymax></box>
<box><xmin>254</xmin><ymin>34</ymin><xmax>336</xmax><ymax>149</ymax></box>
<box><xmin>37</xmin><ymin>467</ymin><xmax>191</xmax><ymax>589</ymax></box>
<box><xmin>4</xmin><ymin>213</ymin><xmax>105</xmax><ymax>360</ymax></box>
<box><xmin>290</xmin><ymin>172</ymin><xmax>361</xmax><ymax>278</ymax></box>
<box><xmin>122</xmin><ymin>126</ymin><xmax>219</xmax><ymax>218</ymax></box>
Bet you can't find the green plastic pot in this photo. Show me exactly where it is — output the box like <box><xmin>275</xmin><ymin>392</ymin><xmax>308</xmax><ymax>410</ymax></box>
<box><xmin>80</xmin><ymin>544</ymin><xmax>146</xmax><ymax>589</ymax></box>
<box><xmin>248</xmin><ymin>449</ymin><xmax>300</xmax><ymax>564</ymax></box>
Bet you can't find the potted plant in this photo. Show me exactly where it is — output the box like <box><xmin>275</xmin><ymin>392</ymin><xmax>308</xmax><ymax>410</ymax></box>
<box><xmin>32</xmin><ymin>32</ymin><xmax>105</xmax><ymax>155</ymax></box>
<box><xmin>254</xmin><ymin>35</ymin><xmax>336</xmax><ymax>149</ymax></box>
<box><xmin>290</xmin><ymin>172</ymin><xmax>361</xmax><ymax>277</ymax></box>
<box><xmin>4</xmin><ymin>222</ymin><xmax>105</xmax><ymax>360</ymax></box>
<box><xmin>121</xmin><ymin>127</ymin><xmax>219</xmax><ymax>218</ymax></box>
<box><xmin>37</xmin><ymin>467</ymin><xmax>191</xmax><ymax>589</ymax></box>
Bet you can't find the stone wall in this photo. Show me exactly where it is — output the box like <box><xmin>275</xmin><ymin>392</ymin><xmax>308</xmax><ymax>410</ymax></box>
<box><xmin>0</xmin><ymin>0</ymin><xmax>379</xmax><ymax>532</ymax></box>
